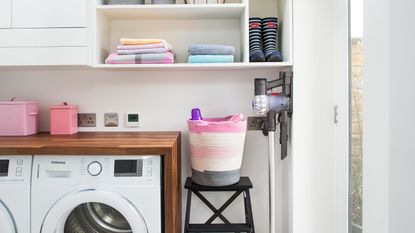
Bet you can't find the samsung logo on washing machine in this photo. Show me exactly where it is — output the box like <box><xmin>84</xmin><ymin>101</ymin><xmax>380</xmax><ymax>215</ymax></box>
<box><xmin>51</xmin><ymin>161</ymin><xmax>66</xmax><ymax>165</ymax></box>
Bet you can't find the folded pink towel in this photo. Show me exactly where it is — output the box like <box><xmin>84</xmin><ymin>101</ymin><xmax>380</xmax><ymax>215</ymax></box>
<box><xmin>188</xmin><ymin>114</ymin><xmax>247</xmax><ymax>134</ymax></box>
<box><xmin>105</xmin><ymin>52</ymin><xmax>175</xmax><ymax>64</ymax></box>
<box><xmin>117</xmin><ymin>47</ymin><xmax>170</xmax><ymax>55</ymax></box>
<box><xmin>117</xmin><ymin>42</ymin><xmax>169</xmax><ymax>50</ymax></box>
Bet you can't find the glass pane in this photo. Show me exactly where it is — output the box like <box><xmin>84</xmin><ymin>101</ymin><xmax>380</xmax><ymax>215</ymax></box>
<box><xmin>350</xmin><ymin>0</ymin><xmax>363</xmax><ymax>232</ymax></box>
<box><xmin>65</xmin><ymin>202</ymin><xmax>132</xmax><ymax>233</ymax></box>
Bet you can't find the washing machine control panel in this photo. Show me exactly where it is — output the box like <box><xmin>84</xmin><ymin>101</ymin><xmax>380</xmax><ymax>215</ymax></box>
<box><xmin>0</xmin><ymin>156</ymin><xmax>31</xmax><ymax>182</ymax></box>
<box><xmin>78</xmin><ymin>156</ymin><xmax>160</xmax><ymax>185</ymax></box>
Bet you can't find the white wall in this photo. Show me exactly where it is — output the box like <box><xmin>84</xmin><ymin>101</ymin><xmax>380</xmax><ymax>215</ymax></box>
<box><xmin>0</xmin><ymin>67</ymin><xmax>289</xmax><ymax>233</ymax></box>
<box><xmin>364</xmin><ymin>0</ymin><xmax>415</xmax><ymax>233</ymax></box>
<box><xmin>363</xmin><ymin>0</ymin><xmax>390</xmax><ymax>232</ymax></box>
<box><xmin>389</xmin><ymin>1</ymin><xmax>415</xmax><ymax>231</ymax></box>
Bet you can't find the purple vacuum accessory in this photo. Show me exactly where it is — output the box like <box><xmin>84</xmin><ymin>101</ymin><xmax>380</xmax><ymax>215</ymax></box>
<box><xmin>191</xmin><ymin>108</ymin><xmax>203</xmax><ymax>120</ymax></box>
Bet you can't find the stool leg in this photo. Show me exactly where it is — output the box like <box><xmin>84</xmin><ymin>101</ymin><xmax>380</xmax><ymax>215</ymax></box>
<box><xmin>245</xmin><ymin>189</ymin><xmax>255</xmax><ymax>233</ymax></box>
<box><xmin>184</xmin><ymin>190</ymin><xmax>193</xmax><ymax>233</ymax></box>
<box><xmin>243</xmin><ymin>191</ymin><xmax>249</xmax><ymax>224</ymax></box>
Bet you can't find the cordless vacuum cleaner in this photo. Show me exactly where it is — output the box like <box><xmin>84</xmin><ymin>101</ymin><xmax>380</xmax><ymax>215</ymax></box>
<box><xmin>252</xmin><ymin>71</ymin><xmax>293</xmax><ymax>233</ymax></box>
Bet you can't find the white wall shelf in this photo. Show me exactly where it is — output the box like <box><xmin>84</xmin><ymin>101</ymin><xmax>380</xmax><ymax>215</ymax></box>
<box><xmin>94</xmin><ymin>62</ymin><xmax>292</xmax><ymax>70</ymax></box>
<box><xmin>96</xmin><ymin>4</ymin><xmax>246</xmax><ymax>20</ymax></box>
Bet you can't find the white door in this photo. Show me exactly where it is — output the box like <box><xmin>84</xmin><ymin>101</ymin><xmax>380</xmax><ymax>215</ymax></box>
<box><xmin>292</xmin><ymin>0</ymin><xmax>349</xmax><ymax>232</ymax></box>
<box><xmin>41</xmin><ymin>189</ymin><xmax>148</xmax><ymax>233</ymax></box>
<box><xmin>12</xmin><ymin>0</ymin><xmax>87</xmax><ymax>28</ymax></box>
<box><xmin>0</xmin><ymin>201</ymin><xmax>16</xmax><ymax>233</ymax></box>
<box><xmin>0</xmin><ymin>0</ymin><xmax>11</xmax><ymax>28</ymax></box>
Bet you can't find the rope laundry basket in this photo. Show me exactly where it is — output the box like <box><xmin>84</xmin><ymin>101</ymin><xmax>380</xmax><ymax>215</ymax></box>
<box><xmin>188</xmin><ymin>114</ymin><xmax>247</xmax><ymax>186</ymax></box>
<box><xmin>185</xmin><ymin>0</ymin><xmax>225</xmax><ymax>3</ymax></box>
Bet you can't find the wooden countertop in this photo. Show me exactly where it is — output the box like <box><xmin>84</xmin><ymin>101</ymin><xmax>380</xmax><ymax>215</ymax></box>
<box><xmin>0</xmin><ymin>132</ymin><xmax>180</xmax><ymax>155</ymax></box>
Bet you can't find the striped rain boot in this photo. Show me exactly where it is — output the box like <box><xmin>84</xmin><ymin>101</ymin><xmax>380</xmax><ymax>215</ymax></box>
<box><xmin>249</xmin><ymin>18</ymin><xmax>266</xmax><ymax>62</ymax></box>
<box><xmin>262</xmin><ymin>17</ymin><xmax>283</xmax><ymax>62</ymax></box>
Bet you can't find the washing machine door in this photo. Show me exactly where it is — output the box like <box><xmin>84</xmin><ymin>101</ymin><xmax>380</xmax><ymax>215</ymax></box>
<box><xmin>0</xmin><ymin>200</ymin><xmax>16</xmax><ymax>233</ymax></box>
<box><xmin>41</xmin><ymin>189</ymin><xmax>148</xmax><ymax>233</ymax></box>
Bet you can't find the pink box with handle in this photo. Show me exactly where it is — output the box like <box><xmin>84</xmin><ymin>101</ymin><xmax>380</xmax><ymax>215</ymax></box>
<box><xmin>49</xmin><ymin>102</ymin><xmax>78</xmax><ymax>135</ymax></box>
<box><xmin>0</xmin><ymin>99</ymin><xmax>38</xmax><ymax>136</ymax></box>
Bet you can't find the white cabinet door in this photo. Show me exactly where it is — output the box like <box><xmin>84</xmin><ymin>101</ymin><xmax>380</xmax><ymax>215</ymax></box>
<box><xmin>0</xmin><ymin>47</ymin><xmax>88</xmax><ymax>66</ymax></box>
<box><xmin>0</xmin><ymin>0</ymin><xmax>11</xmax><ymax>28</ymax></box>
<box><xmin>12</xmin><ymin>0</ymin><xmax>87</xmax><ymax>28</ymax></box>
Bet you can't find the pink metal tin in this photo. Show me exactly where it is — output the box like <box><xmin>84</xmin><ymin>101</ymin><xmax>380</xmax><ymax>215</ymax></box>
<box><xmin>0</xmin><ymin>99</ymin><xmax>38</xmax><ymax>136</ymax></box>
<box><xmin>49</xmin><ymin>102</ymin><xmax>78</xmax><ymax>135</ymax></box>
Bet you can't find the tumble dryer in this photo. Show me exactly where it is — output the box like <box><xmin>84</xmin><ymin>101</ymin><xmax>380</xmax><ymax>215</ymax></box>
<box><xmin>0</xmin><ymin>156</ymin><xmax>32</xmax><ymax>233</ymax></box>
<box><xmin>31</xmin><ymin>155</ymin><xmax>162</xmax><ymax>233</ymax></box>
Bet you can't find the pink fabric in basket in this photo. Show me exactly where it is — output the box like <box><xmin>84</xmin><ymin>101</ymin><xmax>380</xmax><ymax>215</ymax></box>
<box><xmin>190</xmin><ymin>145</ymin><xmax>244</xmax><ymax>159</ymax></box>
<box><xmin>187</xmin><ymin>114</ymin><xmax>247</xmax><ymax>134</ymax></box>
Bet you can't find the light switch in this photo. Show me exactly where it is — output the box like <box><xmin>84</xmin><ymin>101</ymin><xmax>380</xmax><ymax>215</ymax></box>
<box><xmin>104</xmin><ymin>113</ymin><xmax>119</xmax><ymax>127</ymax></box>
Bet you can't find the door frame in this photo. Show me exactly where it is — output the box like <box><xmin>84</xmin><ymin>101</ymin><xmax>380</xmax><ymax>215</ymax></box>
<box><xmin>334</xmin><ymin>0</ymin><xmax>350</xmax><ymax>232</ymax></box>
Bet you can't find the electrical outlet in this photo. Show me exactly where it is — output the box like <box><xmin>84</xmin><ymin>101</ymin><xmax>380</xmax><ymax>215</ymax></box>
<box><xmin>247</xmin><ymin>116</ymin><xmax>267</xmax><ymax>130</ymax></box>
<box><xmin>104</xmin><ymin>113</ymin><xmax>119</xmax><ymax>127</ymax></box>
<box><xmin>78</xmin><ymin>113</ymin><xmax>96</xmax><ymax>127</ymax></box>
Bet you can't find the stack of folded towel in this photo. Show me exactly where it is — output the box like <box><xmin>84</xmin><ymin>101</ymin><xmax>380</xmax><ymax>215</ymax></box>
<box><xmin>105</xmin><ymin>38</ymin><xmax>175</xmax><ymax>64</ymax></box>
<box><xmin>188</xmin><ymin>44</ymin><xmax>235</xmax><ymax>63</ymax></box>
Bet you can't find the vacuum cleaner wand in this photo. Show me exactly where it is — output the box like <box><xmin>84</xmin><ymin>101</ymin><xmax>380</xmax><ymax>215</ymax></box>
<box><xmin>252</xmin><ymin>72</ymin><xmax>293</xmax><ymax>233</ymax></box>
<box><xmin>252</xmin><ymin>71</ymin><xmax>293</xmax><ymax>159</ymax></box>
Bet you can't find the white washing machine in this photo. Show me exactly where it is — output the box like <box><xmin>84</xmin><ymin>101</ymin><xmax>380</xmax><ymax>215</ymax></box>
<box><xmin>31</xmin><ymin>155</ymin><xmax>161</xmax><ymax>233</ymax></box>
<box><xmin>0</xmin><ymin>156</ymin><xmax>32</xmax><ymax>233</ymax></box>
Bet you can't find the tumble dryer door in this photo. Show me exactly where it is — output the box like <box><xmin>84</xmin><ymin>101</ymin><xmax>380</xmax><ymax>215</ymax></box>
<box><xmin>41</xmin><ymin>189</ymin><xmax>148</xmax><ymax>233</ymax></box>
<box><xmin>0</xmin><ymin>201</ymin><xmax>16</xmax><ymax>233</ymax></box>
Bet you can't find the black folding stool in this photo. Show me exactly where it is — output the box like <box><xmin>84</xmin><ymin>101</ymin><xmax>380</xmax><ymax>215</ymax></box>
<box><xmin>184</xmin><ymin>177</ymin><xmax>255</xmax><ymax>233</ymax></box>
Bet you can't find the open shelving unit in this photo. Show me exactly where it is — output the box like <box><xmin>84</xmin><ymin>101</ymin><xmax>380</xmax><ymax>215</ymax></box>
<box><xmin>95</xmin><ymin>4</ymin><xmax>246</xmax><ymax>20</ymax></box>
<box><xmin>92</xmin><ymin>0</ymin><xmax>292</xmax><ymax>70</ymax></box>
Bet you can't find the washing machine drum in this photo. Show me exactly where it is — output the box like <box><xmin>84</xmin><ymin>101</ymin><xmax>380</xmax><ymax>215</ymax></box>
<box><xmin>64</xmin><ymin>202</ymin><xmax>132</xmax><ymax>233</ymax></box>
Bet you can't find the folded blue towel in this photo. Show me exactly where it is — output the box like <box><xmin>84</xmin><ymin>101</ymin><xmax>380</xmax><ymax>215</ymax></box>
<box><xmin>188</xmin><ymin>55</ymin><xmax>234</xmax><ymax>63</ymax></box>
<box><xmin>189</xmin><ymin>44</ymin><xmax>235</xmax><ymax>56</ymax></box>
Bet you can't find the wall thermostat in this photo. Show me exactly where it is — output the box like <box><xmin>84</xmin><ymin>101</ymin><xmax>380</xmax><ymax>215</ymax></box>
<box><xmin>126</xmin><ymin>113</ymin><xmax>139</xmax><ymax>127</ymax></box>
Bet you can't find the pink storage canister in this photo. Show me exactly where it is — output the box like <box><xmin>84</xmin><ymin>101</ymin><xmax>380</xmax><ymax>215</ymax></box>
<box><xmin>0</xmin><ymin>99</ymin><xmax>38</xmax><ymax>136</ymax></box>
<box><xmin>49</xmin><ymin>102</ymin><xmax>78</xmax><ymax>135</ymax></box>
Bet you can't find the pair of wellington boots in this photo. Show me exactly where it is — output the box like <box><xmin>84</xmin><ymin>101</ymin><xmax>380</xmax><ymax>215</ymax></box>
<box><xmin>249</xmin><ymin>17</ymin><xmax>283</xmax><ymax>62</ymax></box>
